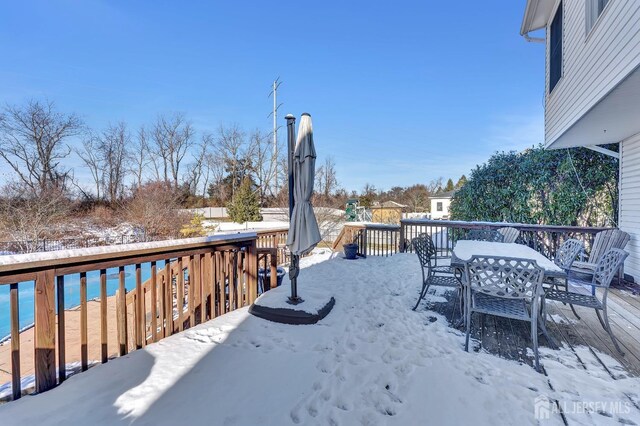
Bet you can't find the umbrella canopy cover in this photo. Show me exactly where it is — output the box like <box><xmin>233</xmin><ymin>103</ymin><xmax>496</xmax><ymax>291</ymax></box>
<box><xmin>286</xmin><ymin>114</ymin><xmax>322</xmax><ymax>255</ymax></box>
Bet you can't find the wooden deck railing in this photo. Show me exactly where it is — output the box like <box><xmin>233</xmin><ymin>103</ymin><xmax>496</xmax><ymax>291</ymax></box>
<box><xmin>0</xmin><ymin>233</ymin><xmax>260</xmax><ymax>401</ymax></box>
<box><xmin>399</xmin><ymin>219</ymin><xmax>613</xmax><ymax>258</ymax></box>
<box><xmin>256</xmin><ymin>227</ymin><xmax>289</xmax><ymax>266</ymax></box>
<box><xmin>332</xmin><ymin>223</ymin><xmax>401</xmax><ymax>257</ymax></box>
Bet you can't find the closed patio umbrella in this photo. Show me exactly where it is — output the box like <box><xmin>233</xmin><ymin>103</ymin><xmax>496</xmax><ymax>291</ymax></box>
<box><xmin>249</xmin><ymin>112</ymin><xmax>334</xmax><ymax>324</ymax></box>
<box><xmin>286</xmin><ymin>113</ymin><xmax>321</xmax><ymax>303</ymax></box>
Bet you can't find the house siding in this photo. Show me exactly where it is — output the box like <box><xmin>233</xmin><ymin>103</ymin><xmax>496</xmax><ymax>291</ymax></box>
<box><xmin>430</xmin><ymin>198</ymin><xmax>451</xmax><ymax>220</ymax></box>
<box><xmin>545</xmin><ymin>0</ymin><xmax>640</xmax><ymax>146</ymax></box>
<box><xmin>619</xmin><ymin>132</ymin><xmax>640</xmax><ymax>281</ymax></box>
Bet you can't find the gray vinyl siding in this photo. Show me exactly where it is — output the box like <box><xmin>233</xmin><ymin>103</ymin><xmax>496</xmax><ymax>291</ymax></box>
<box><xmin>619</xmin><ymin>133</ymin><xmax>640</xmax><ymax>281</ymax></box>
<box><xmin>545</xmin><ymin>0</ymin><xmax>640</xmax><ymax>146</ymax></box>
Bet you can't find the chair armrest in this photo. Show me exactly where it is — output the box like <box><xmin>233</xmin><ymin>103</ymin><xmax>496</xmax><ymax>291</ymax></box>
<box><xmin>571</xmin><ymin>261</ymin><xmax>596</xmax><ymax>271</ymax></box>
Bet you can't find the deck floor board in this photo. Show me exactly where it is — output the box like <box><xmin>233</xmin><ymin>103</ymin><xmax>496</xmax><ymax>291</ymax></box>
<box><xmin>420</xmin><ymin>285</ymin><xmax>640</xmax><ymax>376</ymax></box>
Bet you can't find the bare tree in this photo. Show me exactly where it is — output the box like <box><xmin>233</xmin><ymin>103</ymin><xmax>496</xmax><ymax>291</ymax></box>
<box><xmin>321</xmin><ymin>156</ymin><xmax>338</xmax><ymax>199</ymax></box>
<box><xmin>76</xmin><ymin>135</ymin><xmax>104</xmax><ymax>199</ymax></box>
<box><xmin>131</xmin><ymin>126</ymin><xmax>151</xmax><ymax>189</ymax></box>
<box><xmin>150</xmin><ymin>113</ymin><xmax>195</xmax><ymax>189</ymax></box>
<box><xmin>216</xmin><ymin>123</ymin><xmax>247</xmax><ymax>198</ymax></box>
<box><xmin>183</xmin><ymin>133</ymin><xmax>211</xmax><ymax>199</ymax></box>
<box><xmin>100</xmin><ymin>122</ymin><xmax>130</xmax><ymax>203</ymax></box>
<box><xmin>76</xmin><ymin>122</ymin><xmax>130</xmax><ymax>203</ymax></box>
<box><xmin>0</xmin><ymin>100</ymin><xmax>83</xmax><ymax>194</ymax></box>
<box><xmin>427</xmin><ymin>177</ymin><xmax>444</xmax><ymax>194</ymax></box>
<box><xmin>247</xmin><ymin>129</ymin><xmax>276</xmax><ymax>205</ymax></box>
<box><xmin>0</xmin><ymin>183</ymin><xmax>71</xmax><ymax>252</ymax></box>
<box><xmin>205</xmin><ymin>151</ymin><xmax>228</xmax><ymax>204</ymax></box>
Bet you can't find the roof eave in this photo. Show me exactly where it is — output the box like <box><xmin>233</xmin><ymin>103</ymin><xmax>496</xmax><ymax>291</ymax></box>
<box><xmin>520</xmin><ymin>0</ymin><xmax>553</xmax><ymax>36</ymax></box>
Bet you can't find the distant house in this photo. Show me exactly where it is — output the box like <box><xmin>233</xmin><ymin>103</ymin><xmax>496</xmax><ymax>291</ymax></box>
<box><xmin>430</xmin><ymin>191</ymin><xmax>455</xmax><ymax>220</ymax></box>
<box><xmin>180</xmin><ymin>207</ymin><xmax>228</xmax><ymax>220</ymax></box>
<box><xmin>371</xmin><ymin>201</ymin><xmax>407</xmax><ymax>224</ymax></box>
<box><xmin>521</xmin><ymin>0</ymin><xmax>640</xmax><ymax>280</ymax></box>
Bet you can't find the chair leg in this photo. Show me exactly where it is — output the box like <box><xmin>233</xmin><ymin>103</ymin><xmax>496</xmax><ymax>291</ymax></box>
<box><xmin>458</xmin><ymin>287</ymin><xmax>464</xmax><ymax>321</ymax></box>
<box><xmin>595</xmin><ymin>309</ymin><xmax>606</xmax><ymax>329</ymax></box>
<box><xmin>599</xmin><ymin>306</ymin><xmax>624</xmax><ymax>355</ymax></box>
<box><xmin>412</xmin><ymin>279</ymin><xmax>428</xmax><ymax>311</ymax></box>
<box><xmin>619</xmin><ymin>264</ymin><xmax>624</xmax><ymax>286</ymax></box>
<box><xmin>465</xmin><ymin>312</ymin><xmax>471</xmax><ymax>352</ymax></box>
<box><xmin>569</xmin><ymin>304</ymin><xmax>581</xmax><ymax>320</ymax></box>
<box><xmin>532</xmin><ymin>316</ymin><xmax>540</xmax><ymax>372</ymax></box>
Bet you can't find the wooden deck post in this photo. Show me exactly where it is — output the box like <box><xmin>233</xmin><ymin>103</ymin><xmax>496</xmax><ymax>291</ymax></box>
<box><xmin>117</xmin><ymin>266</ymin><xmax>128</xmax><ymax>356</ymax></box>
<box><xmin>202</xmin><ymin>252</ymin><xmax>212</xmax><ymax>322</ymax></box>
<box><xmin>135</xmin><ymin>264</ymin><xmax>142</xmax><ymax>349</ymax></box>
<box><xmin>56</xmin><ymin>276</ymin><xmax>66</xmax><ymax>383</ymax></box>
<box><xmin>177</xmin><ymin>258</ymin><xmax>184</xmax><ymax>332</ymax></box>
<box><xmin>164</xmin><ymin>261</ymin><xmax>172</xmax><ymax>337</ymax></box>
<box><xmin>80</xmin><ymin>272</ymin><xmax>88</xmax><ymax>371</ymax></box>
<box><xmin>10</xmin><ymin>283</ymin><xmax>21</xmax><ymax>400</ymax></box>
<box><xmin>247</xmin><ymin>240</ymin><xmax>258</xmax><ymax>305</ymax></box>
<box><xmin>270</xmin><ymin>250</ymin><xmax>277</xmax><ymax>291</ymax></box>
<box><xmin>151</xmin><ymin>261</ymin><xmax>158</xmax><ymax>343</ymax></box>
<box><xmin>34</xmin><ymin>270</ymin><xmax>56</xmax><ymax>393</ymax></box>
<box><xmin>100</xmin><ymin>269</ymin><xmax>108</xmax><ymax>363</ymax></box>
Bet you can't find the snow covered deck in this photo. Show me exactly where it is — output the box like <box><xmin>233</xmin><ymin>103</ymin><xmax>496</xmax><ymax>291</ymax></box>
<box><xmin>1</xmin><ymin>251</ymin><xmax>640</xmax><ymax>425</ymax></box>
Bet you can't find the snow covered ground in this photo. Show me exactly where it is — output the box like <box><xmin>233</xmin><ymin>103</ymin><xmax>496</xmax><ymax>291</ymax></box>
<box><xmin>1</xmin><ymin>251</ymin><xmax>639</xmax><ymax>425</ymax></box>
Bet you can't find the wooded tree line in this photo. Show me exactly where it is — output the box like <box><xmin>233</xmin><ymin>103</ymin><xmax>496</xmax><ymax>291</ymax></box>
<box><xmin>0</xmin><ymin>100</ymin><xmax>332</xmax><ymax>206</ymax></box>
<box><xmin>0</xmin><ymin>100</ymin><xmax>345</xmax><ymax>241</ymax></box>
<box><xmin>356</xmin><ymin>176</ymin><xmax>467</xmax><ymax>212</ymax></box>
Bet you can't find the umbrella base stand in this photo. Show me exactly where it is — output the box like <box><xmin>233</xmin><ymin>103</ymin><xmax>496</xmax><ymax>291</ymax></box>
<box><xmin>249</xmin><ymin>297</ymin><xmax>335</xmax><ymax>325</ymax></box>
<box><xmin>286</xmin><ymin>296</ymin><xmax>304</xmax><ymax>305</ymax></box>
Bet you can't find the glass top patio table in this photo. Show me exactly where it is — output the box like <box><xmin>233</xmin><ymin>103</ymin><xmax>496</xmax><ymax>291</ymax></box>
<box><xmin>450</xmin><ymin>241</ymin><xmax>566</xmax><ymax>279</ymax></box>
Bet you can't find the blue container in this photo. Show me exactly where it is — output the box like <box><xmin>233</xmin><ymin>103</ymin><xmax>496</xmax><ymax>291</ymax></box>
<box><xmin>258</xmin><ymin>266</ymin><xmax>286</xmax><ymax>293</ymax></box>
<box><xmin>343</xmin><ymin>243</ymin><xmax>359</xmax><ymax>259</ymax></box>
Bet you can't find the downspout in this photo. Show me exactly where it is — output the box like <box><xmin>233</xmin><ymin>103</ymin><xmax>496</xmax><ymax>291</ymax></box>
<box><xmin>523</xmin><ymin>33</ymin><xmax>545</xmax><ymax>43</ymax></box>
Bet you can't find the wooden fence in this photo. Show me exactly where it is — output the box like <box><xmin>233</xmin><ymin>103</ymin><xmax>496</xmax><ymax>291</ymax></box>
<box><xmin>0</xmin><ymin>233</ymin><xmax>263</xmax><ymax>401</ymax></box>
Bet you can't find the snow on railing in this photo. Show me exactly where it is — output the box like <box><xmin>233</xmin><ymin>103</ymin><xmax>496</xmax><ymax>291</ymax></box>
<box><xmin>334</xmin><ymin>223</ymin><xmax>401</xmax><ymax>257</ymax></box>
<box><xmin>0</xmin><ymin>232</ymin><xmax>277</xmax><ymax>402</ymax></box>
<box><xmin>334</xmin><ymin>219</ymin><xmax>613</xmax><ymax>260</ymax></box>
<box><xmin>399</xmin><ymin>219</ymin><xmax>613</xmax><ymax>258</ymax></box>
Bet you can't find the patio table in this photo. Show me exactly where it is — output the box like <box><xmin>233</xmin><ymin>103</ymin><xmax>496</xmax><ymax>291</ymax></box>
<box><xmin>451</xmin><ymin>241</ymin><xmax>565</xmax><ymax>279</ymax></box>
<box><xmin>450</xmin><ymin>240</ymin><xmax>565</xmax><ymax>347</ymax></box>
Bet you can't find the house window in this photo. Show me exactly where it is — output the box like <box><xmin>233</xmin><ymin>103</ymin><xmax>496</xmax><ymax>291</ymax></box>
<box><xmin>586</xmin><ymin>0</ymin><xmax>610</xmax><ymax>33</ymax></box>
<box><xmin>437</xmin><ymin>202</ymin><xmax>443</xmax><ymax>212</ymax></box>
<box><xmin>549</xmin><ymin>2</ymin><xmax>563</xmax><ymax>93</ymax></box>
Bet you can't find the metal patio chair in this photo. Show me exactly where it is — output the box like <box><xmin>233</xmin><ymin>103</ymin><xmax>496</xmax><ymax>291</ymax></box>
<box><xmin>465</xmin><ymin>229</ymin><xmax>504</xmax><ymax>243</ymax></box>
<box><xmin>497</xmin><ymin>227</ymin><xmax>519</xmax><ymax>244</ymax></box>
<box><xmin>570</xmin><ymin>229</ymin><xmax>629</xmax><ymax>285</ymax></box>
<box><xmin>543</xmin><ymin>238</ymin><xmax>585</xmax><ymax>318</ymax></box>
<box><xmin>463</xmin><ymin>255</ymin><xmax>545</xmax><ymax>371</ymax></box>
<box><xmin>544</xmin><ymin>248</ymin><xmax>629</xmax><ymax>354</ymax></box>
<box><xmin>411</xmin><ymin>236</ymin><xmax>461</xmax><ymax>312</ymax></box>
<box><xmin>417</xmin><ymin>232</ymin><xmax>454</xmax><ymax>275</ymax></box>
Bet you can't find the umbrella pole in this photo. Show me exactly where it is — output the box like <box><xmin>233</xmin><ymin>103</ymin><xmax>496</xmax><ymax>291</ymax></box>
<box><xmin>285</xmin><ymin>114</ymin><xmax>302</xmax><ymax>304</ymax></box>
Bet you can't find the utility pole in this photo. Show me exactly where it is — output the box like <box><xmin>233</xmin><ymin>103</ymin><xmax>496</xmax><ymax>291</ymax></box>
<box><xmin>268</xmin><ymin>78</ymin><xmax>283</xmax><ymax>195</ymax></box>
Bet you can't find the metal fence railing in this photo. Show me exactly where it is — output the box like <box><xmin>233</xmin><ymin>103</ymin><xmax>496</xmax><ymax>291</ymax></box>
<box><xmin>0</xmin><ymin>234</ymin><xmax>152</xmax><ymax>255</ymax></box>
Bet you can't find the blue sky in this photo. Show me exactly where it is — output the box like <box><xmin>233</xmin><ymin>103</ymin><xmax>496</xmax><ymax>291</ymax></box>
<box><xmin>0</xmin><ymin>0</ymin><xmax>545</xmax><ymax>192</ymax></box>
